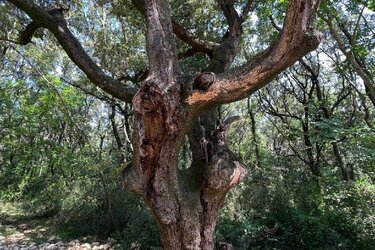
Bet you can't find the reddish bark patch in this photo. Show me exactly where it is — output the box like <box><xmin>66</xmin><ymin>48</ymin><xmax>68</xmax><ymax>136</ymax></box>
<box><xmin>134</xmin><ymin>82</ymin><xmax>166</xmax><ymax>178</ymax></box>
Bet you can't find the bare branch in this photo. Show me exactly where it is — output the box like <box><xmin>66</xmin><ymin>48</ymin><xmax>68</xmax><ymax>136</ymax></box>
<box><xmin>269</xmin><ymin>15</ymin><xmax>282</xmax><ymax>32</ymax></box>
<box><xmin>7</xmin><ymin>0</ymin><xmax>136</xmax><ymax>103</ymax></box>
<box><xmin>172</xmin><ymin>20</ymin><xmax>217</xmax><ymax>56</ymax></box>
<box><xmin>325</xmin><ymin>14</ymin><xmax>375</xmax><ymax>107</ymax></box>
<box><xmin>132</xmin><ymin>0</ymin><xmax>217</xmax><ymax>59</ymax></box>
<box><xmin>60</xmin><ymin>77</ymin><xmax>112</xmax><ymax>103</ymax></box>
<box><xmin>117</xmin><ymin>70</ymin><xmax>148</xmax><ymax>85</ymax></box>
<box><xmin>241</xmin><ymin>0</ymin><xmax>256</xmax><ymax>22</ymax></box>
<box><xmin>19</xmin><ymin>21</ymin><xmax>39</xmax><ymax>44</ymax></box>
<box><xmin>177</xmin><ymin>48</ymin><xmax>200</xmax><ymax>60</ymax></box>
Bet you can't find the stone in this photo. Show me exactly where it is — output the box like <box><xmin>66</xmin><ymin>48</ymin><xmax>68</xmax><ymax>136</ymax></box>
<box><xmin>55</xmin><ymin>241</ymin><xmax>64</xmax><ymax>246</ymax></box>
<box><xmin>46</xmin><ymin>244</ymin><xmax>56</xmax><ymax>249</ymax></box>
<box><xmin>100</xmin><ymin>243</ymin><xmax>111</xmax><ymax>250</ymax></box>
<box><xmin>81</xmin><ymin>243</ymin><xmax>92</xmax><ymax>249</ymax></box>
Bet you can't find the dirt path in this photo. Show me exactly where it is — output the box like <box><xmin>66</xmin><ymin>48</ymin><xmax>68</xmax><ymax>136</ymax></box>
<box><xmin>0</xmin><ymin>208</ymin><xmax>118</xmax><ymax>250</ymax></box>
<box><xmin>0</xmin><ymin>222</ymin><xmax>116</xmax><ymax>250</ymax></box>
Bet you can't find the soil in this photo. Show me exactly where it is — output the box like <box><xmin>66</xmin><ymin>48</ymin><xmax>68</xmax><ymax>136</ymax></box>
<box><xmin>0</xmin><ymin>207</ymin><xmax>118</xmax><ymax>250</ymax></box>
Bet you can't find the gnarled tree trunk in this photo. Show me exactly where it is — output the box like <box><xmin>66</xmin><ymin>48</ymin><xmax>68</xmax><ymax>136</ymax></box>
<box><xmin>123</xmin><ymin>78</ymin><xmax>247</xmax><ymax>249</ymax></box>
<box><xmin>122</xmin><ymin>0</ymin><xmax>322</xmax><ymax>249</ymax></box>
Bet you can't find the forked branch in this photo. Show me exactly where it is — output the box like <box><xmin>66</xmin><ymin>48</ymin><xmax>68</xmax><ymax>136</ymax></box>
<box><xmin>188</xmin><ymin>0</ymin><xmax>322</xmax><ymax>111</ymax></box>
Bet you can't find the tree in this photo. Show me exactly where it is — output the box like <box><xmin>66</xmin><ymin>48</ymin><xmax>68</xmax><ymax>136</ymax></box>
<box><xmin>3</xmin><ymin>0</ymin><xmax>322</xmax><ymax>249</ymax></box>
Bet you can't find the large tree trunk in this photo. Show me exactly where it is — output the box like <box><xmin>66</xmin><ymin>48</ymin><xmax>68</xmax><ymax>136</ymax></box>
<box><xmin>122</xmin><ymin>79</ymin><xmax>247</xmax><ymax>249</ymax></box>
<box><xmin>121</xmin><ymin>0</ymin><xmax>321</xmax><ymax>248</ymax></box>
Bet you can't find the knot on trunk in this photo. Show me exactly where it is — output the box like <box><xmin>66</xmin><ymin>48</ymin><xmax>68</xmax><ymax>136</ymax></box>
<box><xmin>206</xmin><ymin>150</ymin><xmax>247</xmax><ymax>190</ymax></box>
<box><xmin>193</xmin><ymin>72</ymin><xmax>216</xmax><ymax>91</ymax></box>
<box><xmin>134</xmin><ymin>82</ymin><xmax>165</xmax><ymax>116</ymax></box>
<box><xmin>206</xmin><ymin>116</ymin><xmax>247</xmax><ymax>190</ymax></box>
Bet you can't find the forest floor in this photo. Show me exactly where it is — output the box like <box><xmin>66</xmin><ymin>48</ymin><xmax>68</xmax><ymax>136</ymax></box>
<box><xmin>0</xmin><ymin>203</ymin><xmax>119</xmax><ymax>250</ymax></box>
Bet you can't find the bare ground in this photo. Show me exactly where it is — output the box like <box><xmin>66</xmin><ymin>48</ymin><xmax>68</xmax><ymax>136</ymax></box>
<box><xmin>0</xmin><ymin>204</ymin><xmax>118</xmax><ymax>250</ymax></box>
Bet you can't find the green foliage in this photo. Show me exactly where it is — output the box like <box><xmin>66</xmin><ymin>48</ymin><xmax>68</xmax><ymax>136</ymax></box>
<box><xmin>218</xmin><ymin>170</ymin><xmax>375</xmax><ymax>249</ymax></box>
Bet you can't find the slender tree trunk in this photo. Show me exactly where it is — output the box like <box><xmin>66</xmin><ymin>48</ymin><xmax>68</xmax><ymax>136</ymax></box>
<box><xmin>331</xmin><ymin>143</ymin><xmax>350</xmax><ymax>181</ymax></box>
<box><xmin>302</xmin><ymin>107</ymin><xmax>321</xmax><ymax>177</ymax></box>
<box><xmin>326</xmin><ymin>15</ymin><xmax>375</xmax><ymax>108</ymax></box>
<box><xmin>247</xmin><ymin>98</ymin><xmax>262</xmax><ymax>168</ymax></box>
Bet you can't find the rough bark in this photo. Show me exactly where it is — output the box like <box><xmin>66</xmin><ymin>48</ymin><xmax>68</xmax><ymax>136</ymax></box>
<box><xmin>187</xmin><ymin>0</ymin><xmax>322</xmax><ymax>111</ymax></box>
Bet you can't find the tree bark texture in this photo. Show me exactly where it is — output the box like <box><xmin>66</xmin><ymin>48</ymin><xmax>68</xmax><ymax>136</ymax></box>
<box><xmin>7</xmin><ymin>0</ymin><xmax>322</xmax><ymax>249</ymax></box>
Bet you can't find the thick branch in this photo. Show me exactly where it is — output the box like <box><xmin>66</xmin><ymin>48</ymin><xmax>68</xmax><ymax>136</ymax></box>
<box><xmin>177</xmin><ymin>48</ymin><xmax>200</xmax><ymax>60</ymax></box>
<box><xmin>7</xmin><ymin>0</ymin><xmax>136</xmax><ymax>103</ymax></box>
<box><xmin>144</xmin><ymin>0</ymin><xmax>177</xmax><ymax>88</ymax></box>
<box><xmin>19</xmin><ymin>21</ymin><xmax>39</xmax><ymax>45</ymax></box>
<box><xmin>207</xmin><ymin>116</ymin><xmax>247</xmax><ymax>190</ymax></box>
<box><xmin>218</xmin><ymin>0</ymin><xmax>242</xmax><ymax>37</ymax></box>
<box><xmin>172</xmin><ymin>21</ymin><xmax>217</xmax><ymax>57</ymax></box>
<box><xmin>187</xmin><ymin>0</ymin><xmax>322</xmax><ymax>111</ymax></box>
